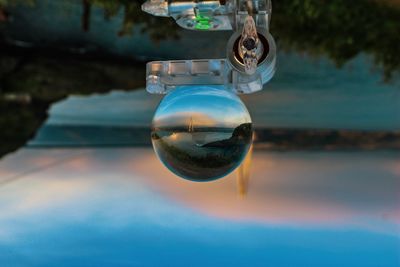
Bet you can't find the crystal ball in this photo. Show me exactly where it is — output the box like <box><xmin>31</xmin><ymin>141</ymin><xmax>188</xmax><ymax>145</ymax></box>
<box><xmin>151</xmin><ymin>86</ymin><xmax>253</xmax><ymax>182</ymax></box>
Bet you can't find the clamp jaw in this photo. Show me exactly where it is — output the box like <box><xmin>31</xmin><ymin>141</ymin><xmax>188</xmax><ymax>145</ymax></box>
<box><xmin>142</xmin><ymin>0</ymin><xmax>276</xmax><ymax>94</ymax></box>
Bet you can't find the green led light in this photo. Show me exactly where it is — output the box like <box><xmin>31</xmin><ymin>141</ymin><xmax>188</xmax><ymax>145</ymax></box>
<box><xmin>195</xmin><ymin>14</ymin><xmax>211</xmax><ymax>30</ymax></box>
<box><xmin>195</xmin><ymin>23</ymin><xmax>211</xmax><ymax>30</ymax></box>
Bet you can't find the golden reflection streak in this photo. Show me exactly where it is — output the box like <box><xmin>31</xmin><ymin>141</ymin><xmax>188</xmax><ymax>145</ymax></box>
<box><xmin>237</xmin><ymin>143</ymin><xmax>253</xmax><ymax>198</ymax></box>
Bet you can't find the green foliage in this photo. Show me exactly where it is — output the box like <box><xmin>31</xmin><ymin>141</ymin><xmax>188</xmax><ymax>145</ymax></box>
<box><xmin>0</xmin><ymin>0</ymin><xmax>34</xmax><ymax>7</ymax></box>
<box><xmin>0</xmin><ymin>99</ymin><xmax>48</xmax><ymax>158</ymax></box>
<box><xmin>272</xmin><ymin>0</ymin><xmax>400</xmax><ymax>80</ymax></box>
<box><xmin>0</xmin><ymin>0</ymin><xmax>178</xmax><ymax>41</ymax></box>
<box><xmin>89</xmin><ymin>0</ymin><xmax>179</xmax><ymax>41</ymax></box>
<box><xmin>0</xmin><ymin>53</ymin><xmax>146</xmax><ymax>102</ymax></box>
<box><xmin>1</xmin><ymin>0</ymin><xmax>399</xmax><ymax>77</ymax></box>
<box><xmin>0</xmin><ymin>48</ymin><xmax>147</xmax><ymax>158</ymax></box>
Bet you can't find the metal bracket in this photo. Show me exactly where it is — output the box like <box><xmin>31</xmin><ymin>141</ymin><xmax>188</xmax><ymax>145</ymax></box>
<box><xmin>142</xmin><ymin>0</ymin><xmax>276</xmax><ymax>94</ymax></box>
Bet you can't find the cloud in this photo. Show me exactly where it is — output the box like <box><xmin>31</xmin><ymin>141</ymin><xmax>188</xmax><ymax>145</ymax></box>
<box><xmin>0</xmin><ymin>147</ymin><xmax>398</xmax><ymax>238</ymax></box>
<box><xmin>154</xmin><ymin>111</ymin><xmax>220</xmax><ymax>127</ymax></box>
<box><xmin>126</xmin><ymin>149</ymin><xmax>400</xmax><ymax>232</ymax></box>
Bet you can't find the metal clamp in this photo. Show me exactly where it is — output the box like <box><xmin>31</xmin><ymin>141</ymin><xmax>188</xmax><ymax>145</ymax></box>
<box><xmin>142</xmin><ymin>0</ymin><xmax>276</xmax><ymax>94</ymax></box>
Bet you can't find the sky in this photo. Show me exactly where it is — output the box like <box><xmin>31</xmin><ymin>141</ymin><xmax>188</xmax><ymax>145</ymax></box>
<box><xmin>0</xmin><ymin>148</ymin><xmax>398</xmax><ymax>267</ymax></box>
<box><xmin>153</xmin><ymin>86</ymin><xmax>251</xmax><ymax>128</ymax></box>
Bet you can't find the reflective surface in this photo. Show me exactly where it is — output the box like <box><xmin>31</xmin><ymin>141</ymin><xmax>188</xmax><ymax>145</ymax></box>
<box><xmin>152</xmin><ymin>86</ymin><xmax>252</xmax><ymax>181</ymax></box>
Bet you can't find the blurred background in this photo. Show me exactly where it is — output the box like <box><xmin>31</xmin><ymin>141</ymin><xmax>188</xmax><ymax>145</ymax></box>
<box><xmin>0</xmin><ymin>0</ymin><xmax>399</xmax><ymax>155</ymax></box>
<box><xmin>0</xmin><ymin>1</ymin><xmax>399</xmax><ymax>266</ymax></box>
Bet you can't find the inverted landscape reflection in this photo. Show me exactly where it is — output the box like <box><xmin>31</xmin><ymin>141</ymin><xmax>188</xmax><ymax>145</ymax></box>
<box><xmin>152</xmin><ymin>87</ymin><xmax>252</xmax><ymax>181</ymax></box>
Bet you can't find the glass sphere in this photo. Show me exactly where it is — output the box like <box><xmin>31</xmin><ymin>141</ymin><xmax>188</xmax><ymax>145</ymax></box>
<box><xmin>151</xmin><ymin>86</ymin><xmax>253</xmax><ymax>182</ymax></box>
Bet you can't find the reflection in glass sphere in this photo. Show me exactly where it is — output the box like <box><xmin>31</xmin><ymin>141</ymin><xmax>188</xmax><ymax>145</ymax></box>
<box><xmin>151</xmin><ymin>86</ymin><xmax>253</xmax><ymax>182</ymax></box>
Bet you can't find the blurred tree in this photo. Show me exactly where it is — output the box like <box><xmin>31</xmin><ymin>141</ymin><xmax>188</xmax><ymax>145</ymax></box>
<box><xmin>0</xmin><ymin>0</ymin><xmax>33</xmax><ymax>21</ymax></box>
<box><xmin>0</xmin><ymin>0</ymin><xmax>179</xmax><ymax>41</ymax></box>
<box><xmin>0</xmin><ymin>0</ymin><xmax>34</xmax><ymax>6</ymax></box>
<box><xmin>88</xmin><ymin>0</ymin><xmax>179</xmax><ymax>41</ymax></box>
<box><xmin>0</xmin><ymin>45</ymin><xmax>146</xmax><ymax>158</ymax></box>
<box><xmin>272</xmin><ymin>0</ymin><xmax>400</xmax><ymax>80</ymax></box>
<box><xmin>1</xmin><ymin>0</ymin><xmax>397</xmax><ymax>78</ymax></box>
<box><xmin>0</xmin><ymin>99</ymin><xmax>49</xmax><ymax>158</ymax></box>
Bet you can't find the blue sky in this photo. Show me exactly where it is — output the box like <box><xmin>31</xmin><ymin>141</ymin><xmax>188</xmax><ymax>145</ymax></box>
<box><xmin>0</xmin><ymin>148</ymin><xmax>398</xmax><ymax>267</ymax></box>
<box><xmin>153</xmin><ymin>86</ymin><xmax>251</xmax><ymax>128</ymax></box>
